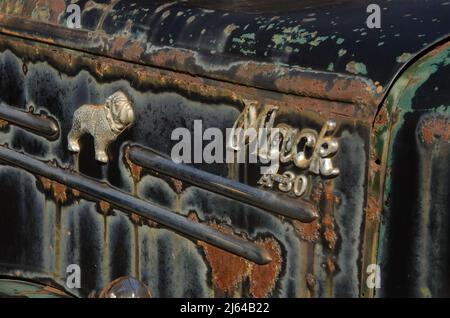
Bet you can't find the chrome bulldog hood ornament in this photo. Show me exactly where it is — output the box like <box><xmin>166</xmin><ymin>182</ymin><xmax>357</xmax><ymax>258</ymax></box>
<box><xmin>68</xmin><ymin>90</ymin><xmax>135</xmax><ymax>163</ymax></box>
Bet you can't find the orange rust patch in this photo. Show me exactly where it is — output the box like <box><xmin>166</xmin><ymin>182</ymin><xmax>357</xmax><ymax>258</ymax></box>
<box><xmin>123</xmin><ymin>41</ymin><xmax>145</xmax><ymax>61</ymax></box>
<box><xmin>199</xmin><ymin>222</ymin><xmax>282</xmax><ymax>297</ymax></box>
<box><xmin>202</xmin><ymin>245</ymin><xmax>250</xmax><ymax>294</ymax></box>
<box><xmin>322</xmin><ymin>214</ymin><xmax>336</xmax><ymax>250</ymax></box>
<box><xmin>199</xmin><ymin>224</ymin><xmax>251</xmax><ymax>294</ymax></box>
<box><xmin>131</xmin><ymin>212</ymin><xmax>140</xmax><ymax>224</ymax></box>
<box><xmin>374</xmin><ymin>107</ymin><xmax>389</xmax><ymax>130</ymax></box>
<box><xmin>39</xmin><ymin>176</ymin><xmax>67</xmax><ymax>203</ymax></box>
<box><xmin>295</xmin><ymin>182</ymin><xmax>323</xmax><ymax>241</ymax></box>
<box><xmin>419</xmin><ymin>117</ymin><xmax>450</xmax><ymax>145</ymax></box>
<box><xmin>322</xmin><ymin>182</ymin><xmax>337</xmax><ymax>250</ymax></box>
<box><xmin>310</xmin><ymin>181</ymin><xmax>324</xmax><ymax>203</ymax></box>
<box><xmin>274</xmin><ymin>74</ymin><xmax>376</xmax><ymax>106</ymax></box>
<box><xmin>365</xmin><ymin>196</ymin><xmax>380</xmax><ymax>222</ymax></box>
<box><xmin>110</xmin><ymin>36</ymin><xmax>128</xmax><ymax>55</ymax></box>
<box><xmin>47</xmin><ymin>0</ymin><xmax>65</xmax><ymax>23</ymax></box>
<box><xmin>422</xmin><ymin>126</ymin><xmax>434</xmax><ymax>144</ymax></box>
<box><xmin>40</xmin><ymin>176</ymin><xmax>52</xmax><ymax>190</ymax></box>
<box><xmin>125</xmin><ymin>150</ymin><xmax>142</xmax><ymax>183</ymax></box>
<box><xmin>235</xmin><ymin>62</ymin><xmax>280</xmax><ymax>82</ymax></box>
<box><xmin>0</xmin><ymin>119</ymin><xmax>8</xmax><ymax>128</ymax></box>
<box><xmin>293</xmin><ymin>219</ymin><xmax>320</xmax><ymax>242</ymax></box>
<box><xmin>52</xmin><ymin>181</ymin><xmax>67</xmax><ymax>204</ymax></box>
<box><xmin>99</xmin><ymin>200</ymin><xmax>110</xmax><ymax>214</ymax></box>
<box><xmin>147</xmin><ymin>49</ymin><xmax>194</xmax><ymax>68</ymax></box>
<box><xmin>249</xmin><ymin>238</ymin><xmax>281</xmax><ymax>298</ymax></box>
<box><xmin>374</xmin><ymin>81</ymin><xmax>383</xmax><ymax>94</ymax></box>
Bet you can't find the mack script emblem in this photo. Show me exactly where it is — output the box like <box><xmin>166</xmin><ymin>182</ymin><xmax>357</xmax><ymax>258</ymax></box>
<box><xmin>229</xmin><ymin>100</ymin><xmax>340</xmax><ymax>198</ymax></box>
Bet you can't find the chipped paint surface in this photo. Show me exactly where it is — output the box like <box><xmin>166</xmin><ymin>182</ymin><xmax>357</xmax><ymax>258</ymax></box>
<box><xmin>346</xmin><ymin>61</ymin><xmax>368</xmax><ymax>75</ymax></box>
<box><xmin>39</xmin><ymin>176</ymin><xmax>68</xmax><ymax>204</ymax></box>
<box><xmin>362</xmin><ymin>41</ymin><xmax>450</xmax><ymax>298</ymax></box>
<box><xmin>0</xmin><ymin>0</ymin><xmax>448</xmax><ymax>105</ymax></box>
<box><xmin>396</xmin><ymin>52</ymin><xmax>414</xmax><ymax>64</ymax></box>
<box><xmin>0</xmin><ymin>33</ymin><xmax>373</xmax><ymax>297</ymax></box>
<box><xmin>0</xmin><ymin>0</ymin><xmax>447</xmax><ymax>299</ymax></box>
<box><xmin>418</xmin><ymin>115</ymin><xmax>450</xmax><ymax>145</ymax></box>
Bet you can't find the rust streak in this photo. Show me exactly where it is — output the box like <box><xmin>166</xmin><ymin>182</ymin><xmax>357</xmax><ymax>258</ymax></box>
<box><xmin>171</xmin><ymin>178</ymin><xmax>183</xmax><ymax>194</ymax></box>
<box><xmin>52</xmin><ymin>181</ymin><xmax>67</xmax><ymax>204</ymax></box>
<box><xmin>322</xmin><ymin>184</ymin><xmax>337</xmax><ymax>250</ymax></box>
<box><xmin>99</xmin><ymin>200</ymin><xmax>110</xmax><ymax>214</ymax></box>
<box><xmin>39</xmin><ymin>176</ymin><xmax>67</xmax><ymax>204</ymax></box>
<box><xmin>124</xmin><ymin>149</ymin><xmax>142</xmax><ymax>184</ymax></box>
<box><xmin>39</xmin><ymin>176</ymin><xmax>52</xmax><ymax>190</ymax></box>
<box><xmin>0</xmin><ymin>35</ymin><xmax>373</xmax><ymax>125</ymax></box>
<box><xmin>131</xmin><ymin>212</ymin><xmax>140</xmax><ymax>224</ymax></box>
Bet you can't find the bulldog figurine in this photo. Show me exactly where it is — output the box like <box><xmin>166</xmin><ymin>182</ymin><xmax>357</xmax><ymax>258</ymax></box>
<box><xmin>68</xmin><ymin>90</ymin><xmax>135</xmax><ymax>163</ymax></box>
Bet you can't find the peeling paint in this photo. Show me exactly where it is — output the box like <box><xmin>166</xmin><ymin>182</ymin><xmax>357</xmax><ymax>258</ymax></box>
<box><xmin>346</xmin><ymin>61</ymin><xmax>368</xmax><ymax>75</ymax></box>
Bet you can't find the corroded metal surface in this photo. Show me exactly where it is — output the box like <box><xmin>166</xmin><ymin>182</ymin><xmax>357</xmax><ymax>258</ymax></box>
<box><xmin>0</xmin><ymin>1</ymin><xmax>447</xmax><ymax>298</ymax></box>
<box><xmin>1</xmin><ymin>1</ymin><xmax>449</xmax><ymax>105</ymax></box>
<box><xmin>0</xmin><ymin>34</ymin><xmax>370</xmax><ymax>297</ymax></box>
<box><xmin>365</xmin><ymin>41</ymin><xmax>450</xmax><ymax>297</ymax></box>
<box><xmin>0</xmin><ymin>144</ymin><xmax>272</xmax><ymax>265</ymax></box>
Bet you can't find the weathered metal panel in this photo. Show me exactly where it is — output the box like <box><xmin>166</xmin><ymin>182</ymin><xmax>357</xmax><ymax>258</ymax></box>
<box><xmin>0</xmin><ymin>34</ymin><xmax>372</xmax><ymax>297</ymax></box>
<box><xmin>1</xmin><ymin>1</ymin><xmax>449</xmax><ymax>105</ymax></box>
<box><xmin>374</xmin><ymin>42</ymin><xmax>450</xmax><ymax>297</ymax></box>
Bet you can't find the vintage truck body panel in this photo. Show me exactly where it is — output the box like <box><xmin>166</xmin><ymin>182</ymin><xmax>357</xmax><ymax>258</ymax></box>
<box><xmin>0</xmin><ymin>0</ymin><xmax>448</xmax><ymax>104</ymax></box>
<box><xmin>0</xmin><ymin>0</ymin><xmax>448</xmax><ymax>298</ymax></box>
<box><xmin>377</xmin><ymin>42</ymin><xmax>450</xmax><ymax>297</ymax></box>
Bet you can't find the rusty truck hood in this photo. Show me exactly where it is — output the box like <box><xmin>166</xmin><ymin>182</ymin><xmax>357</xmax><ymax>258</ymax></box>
<box><xmin>0</xmin><ymin>0</ymin><xmax>449</xmax><ymax>105</ymax></box>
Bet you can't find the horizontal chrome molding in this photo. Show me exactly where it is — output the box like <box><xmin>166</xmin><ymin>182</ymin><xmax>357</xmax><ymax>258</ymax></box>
<box><xmin>0</xmin><ymin>145</ymin><xmax>271</xmax><ymax>265</ymax></box>
<box><xmin>127</xmin><ymin>145</ymin><xmax>319</xmax><ymax>223</ymax></box>
<box><xmin>0</xmin><ymin>102</ymin><xmax>59</xmax><ymax>140</ymax></box>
